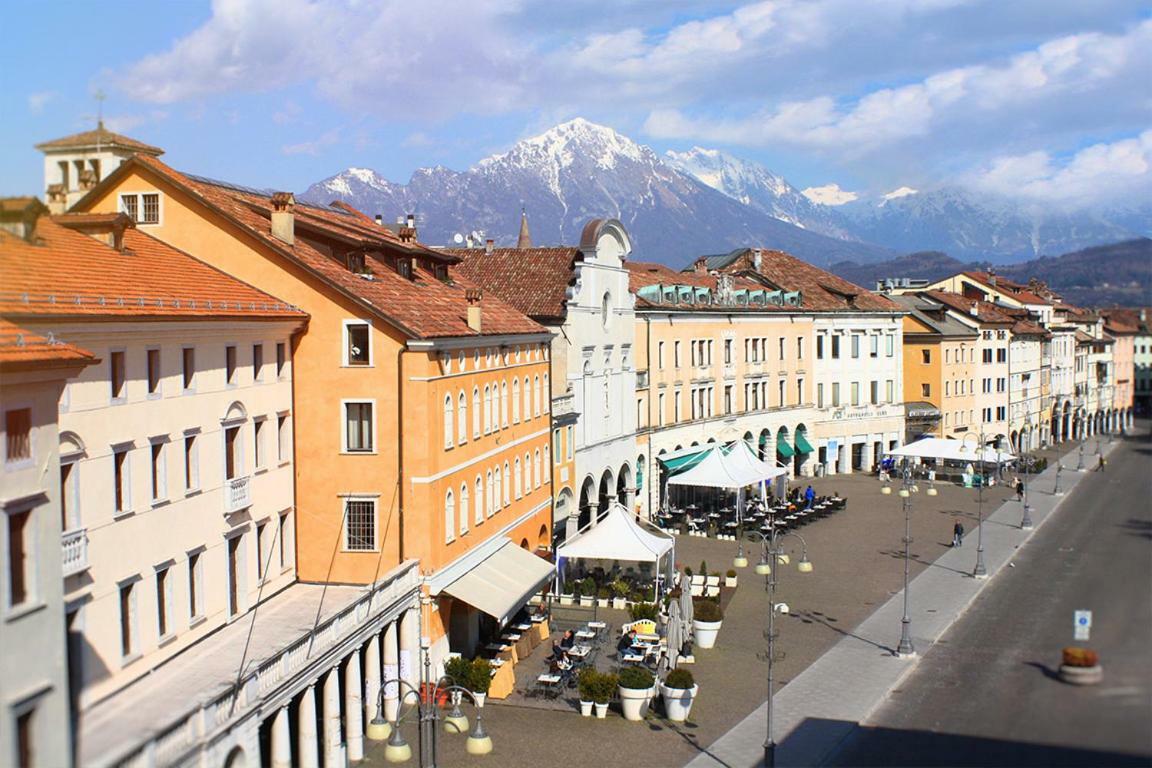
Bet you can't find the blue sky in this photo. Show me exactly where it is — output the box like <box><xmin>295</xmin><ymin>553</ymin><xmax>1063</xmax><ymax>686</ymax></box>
<box><xmin>3</xmin><ymin>1</ymin><xmax>1149</xmax><ymax>208</ymax></box>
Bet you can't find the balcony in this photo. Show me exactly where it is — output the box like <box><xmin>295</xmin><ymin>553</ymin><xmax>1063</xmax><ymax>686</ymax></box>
<box><xmin>223</xmin><ymin>475</ymin><xmax>252</xmax><ymax>515</ymax></box>
<box><xmin>61</xmin><ymin>528</ymin><xmax>89</xmax><ymax>577</ymax></box>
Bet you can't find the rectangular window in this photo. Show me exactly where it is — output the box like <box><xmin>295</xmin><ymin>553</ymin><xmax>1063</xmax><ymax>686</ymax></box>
<box><xmin>119</xmin><ymin>581</ymin><xmax>136</xmax><ymax>657</ymax></box>
<box><xmin>997</xmin><ymin>348</ymin><xmax>1007</xmax><ymax>363</ymax></box>
<box><xmin>114</xmin><ymin>447</ymin><xmax>131</xmax><ymax>514</ymax></box>
<box><xmin>277</xmin><ymin>414</ymin><xmax>290</xmax><ymax>463</ymax></box>
<box><xmin>141</xmin><ymin>193</ymin><xmax>160</xmax><ymax>224</ymax></box>
<box><xmin>147</xmin><ymin>349</ymin><xmax>161</xmax><ymax>394</ymax></box>
<box><xmin>119</xmin><ymin>193</ymin><xmax>138</xmax><ymax>221</ymax></box>
<box><xmin>252</xmin><ymin>344</ymin><xmax>264</xmax><ymax>382</ymax></box>
<box><xmin>674</xmin><ymin>341</ymin><xmax>681</xmax><ymax>368</ymax></box>
<box><xmin>182</xmin><ymin>347</ymin><xmax>195</xmax><ymax>390</ymax></box>
<box><xmin>831</xmin><ymin>336</ymin><xmax>841</xmax><ymax>359</ymax></box>
<box><xmin>778</xmin><ymin>337</ymin><xmax>785</xmax><ymax>361</ymax></box>
<box><xmin>922</xmin><ymin>383</ymin><xmax>931</xmax><ymax>397</ymax></box>
<box><xmin>225</xmin><ymin>345</ymin><xmax>237</xmax><ymax>385</ymax></box>
<box><xmin>658</xmin><ymin>341</ymin><xmax>665</xmax><ymax>369</ymax></box>
<box><xmin>256</xmin><ymin>522</ymin><xmax>267</xmax><ymax>580</ymax></box>
<box><xmin>817</xmin><ymin>383</ymin><xmax>824</xmax><ymax>409</ymax></box>
<box><xmin>778</xmin><ymin>379</ymin><xmax>786</xmax><ymax>407</ymax></box>
<box><xmin>886</xmin><ymin>335</ymin><xmax>895</xmax><ymax>356</ymax></box>
<box><xmin>345</xmin><ymin>499</ymin><xmax>376</xmax><ymax>551</ymax></box>
<box><xmin>150</xmin><ymin>441</ymin><xmax>166</xmax><ymax>502</ymax></box>
<box><xmin>886</xmin><ymin>380</ymin><xmax>894</xmax><ymax>403</ymax></box>
<box><xmin>276</xmin><ymin>342</ymin><xmax>286</xmax><ymax>378</ymax></box>
<box><xmin>5</xmin><ymin>408</ymin><xmax>31</xmax><ymax>463</ymax></box>
<box><xmin>254</xmin><ymin>419</ymin><xmax>266</xmax><ymax>469</ymax></box>
<box><xmin>797</xmin><ymin>337</ymin><xmax>804</xmax><ymax>360</ymax></box>
<box><xmin>279</xmin><ymin>512</ymin><xmax>291</xmax><ymax>570</ymax></box>
<box><xmin>345</xmin><ymin>402</ymin><xmax>374</xmax><ymax>452</ymax></box>
<box><xmin>851</xmin><ymin>334</ymin><xmax>860</xmax><ymax>358</ymax></box>
<box><xmin>870</xmin><ymin>335</ymin><xmax>879</xmax><ymax>358</ymax></box>
<box><xmin>831</xmin><ymin>382</ymin><xmax>840</xmax><ymax>407</ymax></box>
<box><xmin>796</xmin><ymin>377</ymin><xmax>803</xmax><ymax>404</ymax></box>
<box><xmin>227</xmin><ymin>536</ymin><xmax>241</xmax><ymax>617</ymax></box>
<box><xmin>156</xmin><ymin>567</ymin><xmax>170</xmax><ymax>637</ymax></box>
<box><xmin>724</xmin><ymin>385</ymin><xmax>733</xmax><ymax>414</ymax></box>
<box><xmin>6</xmin><ymin>509</ymin><xmax>31</xmax><ymax>606</ymax></box>
<box><xmin>566</xmin><ymin>426</ymin><xmax>574</xmax><ymax>460</ymax></box>
<box><xmin>188</xmin><ymin>552</ymin><xmax>202</xmax><ymax>621</ymax></box>
<box><xmin>224</xmin><ymin>426</ymin><xmax>241</xmax><ymax>480</ymax></box>
<box><xmin>983</xmin><ymin>349</ymin><xmax>992</xmax><ymax>363</ymax></box>
<box><xmin>184</xmin><ymin>434</ymin><xmax>199</xmax><ymax>492</ymax></box>
<box><xmin>60</xmin><ymin>461</ymin><xmax>78</xmax><ymax>530</ymax></box>
<box><xmin>945</xmin><ymin>382</ymin><xmax>950</xmax><ymax>396</ymax></box>
<box><xmin>851</xmin><ymin>381</ymin><xmax>860</xmax><ymax>406</ymax></box>
<box><xmin>870</xmin><ymin>380</ymin><xmax>879</xmax><ymax>404</ymax></box>
<box><xmin>922</xmin><ymin>349</ymin><xmax>931</xmax><ymax>365</ymax></box>
<box><xmin>16</xmin><ymin>707</ymin><xmax>34</xmax><ymax>768</ymax></box>
<box><xmin>345</xmin><ymin>321</ymin><xmax>371</xmax><ymax>366</ymax></box>
<box><xmin>110</xmin><ymin>350</ymin><xmax>126</xmax><ymax>400</ymax></box>
<box><xmin>724</xmin><ymin>339</ymin><xmax>733</xmax><ymax>365</ymax></box>
<box><xmin>816</xmin><ymin>335</ymin><xmax>824</xmax><ymax>359</ymax></box>
<box><xmin>658</xmin><ymin>392</ymin><xmax>666</xmax><ymax>426</ymax></box>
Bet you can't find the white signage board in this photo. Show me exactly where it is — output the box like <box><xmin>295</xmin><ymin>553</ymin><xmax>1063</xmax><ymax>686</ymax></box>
<box><xmin>1074</xmin><ymin>610</ymin><xmax>1092</xmax><ymax>641</ymax></box>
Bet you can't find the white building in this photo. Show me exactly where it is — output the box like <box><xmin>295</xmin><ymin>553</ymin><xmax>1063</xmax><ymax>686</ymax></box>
<box><xmin>0</xmin><ymin>317</ymin><xmax>94</xmax><ymax>768</ymax></box>
<box><xmin>35</xmin><ymin>121</ymin><xmax>164</xmax><ymax>212</ymax></box>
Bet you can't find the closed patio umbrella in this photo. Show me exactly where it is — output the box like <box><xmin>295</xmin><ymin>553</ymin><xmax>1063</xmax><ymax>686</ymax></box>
<box><xmin>679</xmin><ymin>582</ymin><xmax>694</xmax><ymax>639</ymax></box>
<box><xmin>666</xmin><ymin>600</ymin><xmax>683</xmax><ymax>669</ymax></box>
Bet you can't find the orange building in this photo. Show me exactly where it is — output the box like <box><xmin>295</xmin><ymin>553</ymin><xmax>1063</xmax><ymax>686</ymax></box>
<box><xmin>73</xmin><ymin>155</ymin><xmax>554</xmax><ymax>665</ymax></box>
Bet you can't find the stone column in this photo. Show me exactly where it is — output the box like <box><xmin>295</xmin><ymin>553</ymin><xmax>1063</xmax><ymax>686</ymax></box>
<box><xmin>861</xmin><ymin>442</ymin><xmax>874</xmax><ymax>477</ymax></box>
<box><xmin>322</xmin><ymin>667</ymin><xmax>342</xmax><ymax>768</ymax></box>
<box><xmin>364</xmin><ymin>634</ymin><xmax>382</xmax><ymax>736</ymax></box>
<box><xmin>399</xmin><ymin>608</ymin><xmax>418</xmax><ymax>693</ymax></box>
<box><xmin>840</xmin><ymin>443</ymin><xmax>852</xmax><ymax>475</ymax></box>
<box><xmin>270</xmin><ymin>706</ymin><xmax>291</xmax><ymax>768</ymax></box>
<box><xmin>383</xmin><ymin>621</ymin><xmax>399</xmax><ymax>722</ymax></box>
<box><xmin>297</xmin><ymin>685</ymin><xmax>319</xmax><ymax>768</ymax></box>
<box><xmin>345</xmin><ymin>651</ymin><xmax>364</xmax><ymax>761</ymax></box>
<box><xmin>586</xmin><ymin>501</ymin><xmax>599</xmax><ymax>527</ymax></box>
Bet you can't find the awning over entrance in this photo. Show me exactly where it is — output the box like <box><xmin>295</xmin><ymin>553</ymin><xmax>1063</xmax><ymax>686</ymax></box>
<box><xmin>441</xmin><ymin>539</ymin><xmax>553</xmax><ymax>626</ymax></box>
<box><xmin>904</xmin><ymin>401</ymin><xmax>942</xmax><ymax>420</ymax></box>
<box><xmin>776</xmin><ymin>434</ymin><xmax>795</xmax><ymax>458</ymax></box>
<box><xmin>795</xmin><ymin>432</ymin><xmax>814</xmax><ymax>454</ymax></box>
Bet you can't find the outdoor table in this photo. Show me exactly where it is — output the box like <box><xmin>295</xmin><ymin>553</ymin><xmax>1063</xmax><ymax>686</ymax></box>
<box><xmin>488</xmin><ymin>659</ymin><xmax>516</xmax><ymax>699</ymax></box>
<box><xmin>567</xmin><ymin>644</ymin><xmax>592</xmax><ymax>659</ymax></box>
<box><xmin>484</xmin><ymin>642</ymin><xmax>509</xmax><ymax>653</ymax></box>
<box><xmin>620</xmin><ymin>651</ymin><xmax>646</xmax><ymax>664</ymax></box>
<box><xmin>532</xmin><ymin>618</ymin><xmax>550</xmax><ymax>643</ymax></box>
<box><xmin>501</xmin><ymin>632</ymin><xmax>522</xmax><ymax>641</ymax></box>
<box><xmin>635</xmin><ymin>633</ymin><xmax>660</xmax><ymax>644</ymax></box>
<box><xmin>575</xmin><ymin>629</ymin><xmax>596</xmax><ymax>642</ymax></box>
<box><xmin>513</xmin><ymin>622</ymin><xmax>532</xmax><ymax>631</ymax></box>
<box><xmin>515</xmin><ymin>635</ymin><xmax>533</xmax><ymax>660</ymax></box>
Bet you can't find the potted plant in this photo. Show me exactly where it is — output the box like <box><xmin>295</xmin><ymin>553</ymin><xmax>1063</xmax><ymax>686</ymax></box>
<box><xmin>594</xmin><ymin>672</ymin><xmax>617</xmax><ymax>718</ymax></box>
<box><xmin>611</xmin><ymin>579</ymin><xmax>630</xmax><ymax>610</ymax></box>
<box><xmin>617</xmin><ymin>667</ymin><xmax>655</xmax><ymax>721</ymax></box>
<box><xmin>579</xmin><ymin>577</ymin><xmax>597</xmax><ymax>606</ymax></box>
<box><xmin>630</xmin><ymin>602</ymin><xmax>658</xmax><ymax>622</ymax></box>
<box><xmin>692</xmin><ymin>599</ymin><xmax>724</xmax><ymax>649</ymax></box>
<box><xmin>559</xmin><ymin>579</ymin><xmax>575</xmax><ymax>606</ymax></box>
<box><xmin>660</xmin><ymin>668</ymin><xmax>698</xmax><ymax>722</ymax></box>
<box><xmin>1059</xmin><ymin>647</ymin><xmax>1103</xmax><ymax>685</ymax></box>
<box><xmin>577</xmin><ymin>668</ymin><xmax>597</xmax><ymax>717</ymax></box>
<box><xmin>468</xmin><ymin>658</ymin><xmax>492</xmax><ymax>707</ymax></box>
<box><xmin>725</xmin><ymin>569</ymin><xmax>738</xmax><ymax>588</ymax></box>
<box><xmin>597</xmin><ymin>585</ymin><xmax>611</xmax><ymax>608</ymax></box>
<box><xmin>444</xmin><ymin>656</ymin><xmax>471</xmax><ymax>702</ymax></box>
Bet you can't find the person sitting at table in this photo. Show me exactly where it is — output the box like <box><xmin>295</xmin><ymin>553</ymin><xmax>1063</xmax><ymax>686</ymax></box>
<box><xmin>559</xmin><ymin>629</ymin><xmax>575</xmax><ymax>650</ymax></box>
<box><xmin>550</xmin><ymin>639</ymin><xmax>569</xmax><ymax>663</ymax></box>
<box><xmin>617</xmin><ymin>629</ymin><xmax>638</xmax><ymax>654</ymax></box>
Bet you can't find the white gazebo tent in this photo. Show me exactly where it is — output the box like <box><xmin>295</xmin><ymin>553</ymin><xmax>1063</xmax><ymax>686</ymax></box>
<box><xmin>887</xmin><ymin>437</ymin><xmax>1016</xmax><ymax>464</ymax></box>
<box><xmin>555</xmin><ymin>503</ymin><xmax>676</xmax><ymax>597</ymax></box>
<box><xmin>666</xmin><ymin>440</ymin><xmax>787</xmax><ymax>523</ymax></box>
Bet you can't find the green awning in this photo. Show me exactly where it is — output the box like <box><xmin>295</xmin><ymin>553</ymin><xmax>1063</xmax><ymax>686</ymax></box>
<box><xmin>795</xmin><ymin>432</ymin><xmax>814</xmax><ymax>454</ymax></box>
<box><xmin>776</xmin><ymin>435</ymin><xmax>795</xmax><ymax>458</ymax></box>
<box><xmin>658</xmin><ymin>446</ymin><xmax>712</xmax><ymax>475</ymax></box>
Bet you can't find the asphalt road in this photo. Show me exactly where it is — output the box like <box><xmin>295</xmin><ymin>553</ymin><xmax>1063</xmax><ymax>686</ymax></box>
<box><xmin>826</xmin><ymin>428</ymin><xmax>1152</xmax><ymax>767</ymax></box>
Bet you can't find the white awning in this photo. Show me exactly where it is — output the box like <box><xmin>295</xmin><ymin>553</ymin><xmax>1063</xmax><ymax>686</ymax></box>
<box><xmin>887</xmin><ymin>437</ymin><xmax>1016</xmax><ymax>464</ymax></box>
<box><xmin>441</xmin><ymin>539</ymin><xmax>553</xmax><ymax>626</ymax></box>
<box><xmin>556</xmin><ymin>503</ymin><xmax>674</xmax><ymax>563</ymax></box>
<box><xmin>666</xmin><ymin>440</ymin><xmax>786</xmax><ymax>489</ymax></box>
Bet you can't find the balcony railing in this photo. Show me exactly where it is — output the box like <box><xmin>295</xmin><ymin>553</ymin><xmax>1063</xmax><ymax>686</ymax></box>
<box><xmin>223</xmin><ymin>475</ymin><xmax>252</xmax><ymax>515</ymax></box>
<box><xmin>61</xmin><ymin>528</ymin><xmax>89</xmax><ymax>577</ymax></box>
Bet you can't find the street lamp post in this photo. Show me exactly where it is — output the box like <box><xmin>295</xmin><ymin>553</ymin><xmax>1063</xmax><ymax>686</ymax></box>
<box><xmin>1053</xmin><ymin>462</ymin><xmax>1064</xmax><ymax>496</ymax></box>
<box><xmin>960</xmin><ymin>432</ymin><xmax>988</xmax><ymax>579</ymax></box>
<box><xmin>895</xmin><ymin>462</ymin><xmax>923</xmax><ymax>656</ymax></box>
<box><xmin>1021</xmin><ymin>417</ymin><xmax>1034</xmax><ymax>530</ymax></box>
<box><xmin>733</xmin><ymin>524</ymin><xmax>813</xmax><ymax>768</ymax></box>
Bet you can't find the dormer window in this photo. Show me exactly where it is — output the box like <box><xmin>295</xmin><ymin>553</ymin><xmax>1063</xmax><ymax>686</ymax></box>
<box><xmin>347</xmin><ymin>253</ymin><xmax>367</xmax><ymax>274</ymax></box>
<box><xmin>119</xmin><ymin>192</ymin><xmax>161</xmax><ymax>225</ymax></box>
<box><xmin>397</xmin><ymin>258</ymin><xmax>413</xmax><ymax>280</ymax></box>
<box><xmin>434</xmin><ymin>264</ymin><xmax>449</xmax><ymax>282</ymax></box>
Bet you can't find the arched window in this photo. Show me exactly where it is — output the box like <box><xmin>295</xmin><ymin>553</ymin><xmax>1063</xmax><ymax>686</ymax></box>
<box><xmin>475</xmin><ymin>476</ymin><xmax>484</xmax><ymax>525</ymax></box>
<box><xmin>601</xmin><ymin>291</ymin><xmax>611</xmax><ymax>327</ymax></box>
<box><xmin>443</xmin><ymin>395</ymin><xmax>454</xmax><ymax>450</ymax></box>
<box><xmin>534</xmin><ymin>449</ymin><xmax>542</xmax><ymax>488</ymax></box>
<box><xmin>444</xmin><ymin>490</ymin><xmax>455</xmax><ymax>544</ymax></box>
<box><xmin>524</xmin><ymin>376</ymin><xmax>531</xmax><ymax>420</ymax></box>
<box><xmin>534</xmin><ymin>375</ymin><xmax>542</xmax><ymax>416</ymax></box>
<box><xmin>543</xmin><ymin>444</ymin><xmax>550</xmax><ymax>470</ymax></box>
<box><xmin>524</xmin><ymin>452</ymin><xmax>531</xmax><ymax>492</ymax></box>
<box><xmin>637</xmin><ymin>455</ymin><xmax>645</xmax><ymax>490</ymax></box>
<box><xmin>512</xmin><ymin>379</ymin><xmax>521</xmax><ymax>423</ymax></box>
<box><xmin>494</xmin><ymin>467</ymin><xmax>503</xmax><ymax>510</ymax></box>
<box><xmin>457</xmin><ymin>391</ymin><xmax>467</xmax><ymax>445</ymax></box>
<box><xmin>459</xmin><ymin>483</ymin><xmax>469</xmax><ymax>536</ymax></box>
<box><xmin>483</xmin><ymin>385</ymin><xmax>492</xmax><ymax>433</ymax></box>
<box><xmin>500</xmin><ymin>382</ymin><xmax>509</xmax><ymax>428</ymax></box>
<box><xmin>514</xmin><ymin>458</ymin><xmax>522</xmax><ymax>498</ymax></box>
<box><xmin>472</xmin><ymin>387</ymin><xmax>481</xmax><ymax>438</ymax></box>
<box><xmin>544</xmin><ymin>374</ymin><xmax>550</xmax><ymax>412</ymax></box>
<box><xmin>503</xmin><ymin>461</ymin><xmax>511</xmax><ymax>505</ymax></box>
<box><xmin>486</xmin><ymin>470</ymin><xmax>494</xmax><ymax>516</ymax></box>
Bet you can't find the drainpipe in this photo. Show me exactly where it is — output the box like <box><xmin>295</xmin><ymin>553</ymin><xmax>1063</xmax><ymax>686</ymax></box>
<box><xmin>644</xmin><ymin>313</ymin><xmax>654</xmax><ymax>517</ymax></box>
<box><xmin>397</xmin><ymin>346</ymin><xmax>407</xmax><ymax>562</ymax></box>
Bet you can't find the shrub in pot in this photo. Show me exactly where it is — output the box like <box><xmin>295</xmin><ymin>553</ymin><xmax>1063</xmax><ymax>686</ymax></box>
<box><xmin>444</xmin><ymin>657</ymin><xmax>471</xmax><ymax>689</ymax></box>
<box><xmin>1059</xmin><ymin>646</ymin><xmax>1103</xmax><ymax>685</ymax></box>
<box><xmin>579</xmin><ymin>577</ymin><xmax>597</xmax><ymax>606</ymax></box>
<box><xmin>611</xmin><ymin>579</ymin><xmax>631</xmax><ymax>609</ymax></box>
<box><xmin>630</xmin><ymin>602</ymin><xmax>659</xmax><ymax>622</ymax></box>
<box><xmin>692</xmin><ymin>599</ymin><xmax>724</xmax><ymax>649</ymax></box>
<box><xmin>725</xmin><ymin>568</ymin><xmax>738</xmax><ymax>588</ymax></box>
<box><xmin>661</xmin><ymin>668</ymin><xmax>698</xmax><ymax>722</ymax></box>
<box><xmin>594</xmin><ymin>672</ymin><xmax>617</xmax><ymax>718</ymax></box>
<box><xmin>597</xmin><ymin>585</ymin><xmax>611</xmax><ymax>607</ymax></box>
<box><xmin>617</xmin><ymin>667</ymin><xmax>655</xmax><ymax>721</ymax></box>
<box><xmin>577</xmin><ymin>668</ymin><xmax>598</xmax><ymax>716</ymax></box>
<box><xmin>468</xmin><ymin>658</ymin><xmax>492</xmax><ymax>707</ymax></box>
<box><xmin>560</xmin><ymin>579</ymin><xmax>575</xmax><ymax>605</ymax></box>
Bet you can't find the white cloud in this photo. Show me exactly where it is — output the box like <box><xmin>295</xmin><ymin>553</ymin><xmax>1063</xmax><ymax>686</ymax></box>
<box><xmin>801</xmin><ymin>183</ymin><xmax>858</xmax><ymax>205</ymax></box>
<box><xmin>966</xmin><ymin>130</ymin><xmax>1152</xmax><ymax>207</ymax></box>
<box><xmin>27</xmin><ymin>90</ymin><xmax>57</xmax><ymax>114</ymax></box>
<box><xmin>282</xmin><ymin>128</ymin><xmax>341</xmax><ymax>156</ymax></box>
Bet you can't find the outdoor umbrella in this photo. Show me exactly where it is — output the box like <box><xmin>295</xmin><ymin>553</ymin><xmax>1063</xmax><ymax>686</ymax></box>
<box><xmin>666</xmin><ymin>600</ymin><xmax>683</xmax><ymax>669</ymax></box>
<box><xmin>679</xmin><ymin>581</ymin><xmax>694</xmax><ymax>640</ymax></box>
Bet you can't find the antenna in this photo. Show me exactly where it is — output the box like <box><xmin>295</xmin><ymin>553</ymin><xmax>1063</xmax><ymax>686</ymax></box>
<box><xmin>453</xmin><ymin>233</ymin><xmax>464</xmax><ymax>244</ymax></box>
<box><xmin>94</xmin><ymin>89</ymin><xmax>106</xmax><ymax>128</ymax></box>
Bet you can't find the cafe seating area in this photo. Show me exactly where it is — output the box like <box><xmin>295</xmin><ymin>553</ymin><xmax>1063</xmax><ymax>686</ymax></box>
<box><xmin>654</xmin><ymin>490</ymin><xmax>848</xmax><ymax>539</ymax></box>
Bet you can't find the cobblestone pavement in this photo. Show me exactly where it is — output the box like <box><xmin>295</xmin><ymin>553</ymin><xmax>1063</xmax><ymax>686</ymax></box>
<box><xmin>362</xmin><ymin>438</ymin><xmax>1098</xmax><ymax>768</ymax></box>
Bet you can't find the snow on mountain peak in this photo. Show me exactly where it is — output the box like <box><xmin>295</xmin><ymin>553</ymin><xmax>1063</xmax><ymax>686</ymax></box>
<box><xmin>348</xmin><ymin>167</ymin><xmax>378</xmax><ymax>183</ymax></box>
<box><xmin>881</xmin><ymin>186</ymin><xmax>919</xmax><ymax>201</ymax></box>
<box><xmin>479</xmin><ymin>117</ymin><xmax>649</xmax><ymax>173</ymax></box>
<box><xmin>802</xmin><ymin>183</ymin><xmax>858</xmax><ymax>206</ymax></box>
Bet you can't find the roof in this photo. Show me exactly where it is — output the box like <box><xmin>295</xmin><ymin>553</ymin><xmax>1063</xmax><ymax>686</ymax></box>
<box><xmin>35</xmin><ymin>122</ymin><xmax>164</xmax><ymax>155</ymax></box>
<box><xmin>0</xmin><ymin>216</ymin><xmax>307</xmax><ymax>321</ymax></box>
<box><xmin>889</xmin><ymin>294</ymin><xmax>978</xmax><ymax>337</ymax></box>
<box><xmin>76</xmin><ymin>155</ymin><xmax>545</xmax><ymax>339</ymax></box>
<box><xmin>922</xmin><ymin>290</ymin><xmax>1015</xmax><ymax>326</ymax></box>
<box><xmin>0</xmin><ymin>317</ymin><xmax>95</xmax><ymax>372</ymax></box>
<box><xmin>0</xmin><ymin>197</ymin><xmax>46</xmax><ymax>216</ymax></box>
<box><xmin>959</xmin><ymin>271</ymin><xmax>1053</xmax><ymax>305</ymax></box>
<box><xmin>704</xmin><ymin>248</ymin><xmax>902</xmax><ymax>312</ymax></box>
<box><xmin>444</xmin><ymin>247</ymin><xmax>579</xmax><ymax>321</ymax></box>
<box><xmin>626</xmin><ymin>261</ymin><xmax>789</xmax><ymax>311</ymax></box>
<box><xmin>1099</xmin><ymin>308</ymin><xmax>1145</xmax><ymax>335</ymax></box>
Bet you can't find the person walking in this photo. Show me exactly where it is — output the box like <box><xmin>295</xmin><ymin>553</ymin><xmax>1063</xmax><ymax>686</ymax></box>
<box><xmin>1096</xmin><ymin>455</ymin><xmax>1106</xmax><ymax>472</ymax></box>
<box><xmin>1015</xmin><ymin>477</ymin><xmax>1025</xmax><ymax>502</ymax></box>
<box><xmin>952</xmin><ymin>520</ymin><xmax>965</xmax><ymax>547</ymax></box>
<box><xmin>804</xmin><ymin>485</ymin><xmax>815</xmax><ymax>509</ymax></box>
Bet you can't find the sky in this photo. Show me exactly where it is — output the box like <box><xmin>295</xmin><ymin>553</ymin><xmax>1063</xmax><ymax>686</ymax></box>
<box><xmin>2</xmin><ymin>0</ymin><xmax>1149</xmax><ymax>209</ymax></box>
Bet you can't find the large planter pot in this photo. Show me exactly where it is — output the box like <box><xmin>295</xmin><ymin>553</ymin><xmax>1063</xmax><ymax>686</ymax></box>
<box><xmin>660</xmin><ymin>683</ymin><xmax>699</xmax><ymax>722</ymax></box>
<box><xmin>597</xmin><ymin>598</ymin><xmax>610</xmax><ymax>608</ymax></box>
<box><xmin>559</xmin><ymin>594</ymin><xmax>574</xmax><ymax>606</ymax></box>
<box><xmin>472</xmin><ymin>692</ymin><xmax>486</xmax><ymax>708</ymax></box>
<box><xmin>618</xmin><ymin>685</ymin><xmax>652</xmax><ymax>721</ymax></box>
<box><xmin>1059</xmin><ymin>664</ymin><xmax>1103</xmax><ymax>685</ymax></box>
<box><xmin>579</xmin><ymin>594</ymin><xmax>595</xmax><ymax>607</ymax></box>
<box><xmin>579</xmin><ymin>700</ymin><xmax>593</xmax><ymax>717</ymax></box>
<box><xmin>693</xmin><ymin>619</ymin><xmax>723</xmax><ymax>649</ymax></box>
<box><xmin>593</xmin><ymin>702</ymin><xmax>609</xmax><ymax>719</ymax></box>
<box><xmin>612</xmin><ymin>597</ymin><xmax>628</xmax><ymax>610</ymax></box>
<box><xmin>725</xmin><ymin>576</ymin><xmax>738</xmax><ymax>588</ymax></box>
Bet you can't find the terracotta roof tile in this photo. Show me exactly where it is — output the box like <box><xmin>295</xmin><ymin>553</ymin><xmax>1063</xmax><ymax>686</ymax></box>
<box><xmin>444</xmin><ymin>247</ymin><xmax>579</xmax><ymax>321</ymax></box>
<box><xmin>961</xmin><ymin>271</ymin><xmax>1053</xmax><ymax>305</ymax></box>
<box><xmin>35</xmin><ymin>123</ymin><xmax>163</xmax><ymax>155</ymax></box>
<box><xmin>114</xmin><ymin>156</ymin><xmax>543</xmax><ymax>339</ymax></box>
<box><xmin>0</xmin><ymin>217</ymin><xmax>307</xmax><ymax>321</ymax></box>
<box><xmin>0</xmin><ymin>317</ymin><xmax>95</xmax><ymax>371</ymax></box>
<box><xmin>627</xmin><ymin>261</ymin><xmax>784</xmax><ymax>310</ymax></box>
<box><xmin>921</xmin><ymin>290</ymin><xmax>1015</xmax><ymax>325</ymax></box>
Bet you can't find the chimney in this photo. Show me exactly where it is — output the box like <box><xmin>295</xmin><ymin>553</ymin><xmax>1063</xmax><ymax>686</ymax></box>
<box><xmin>987</xmin><ymin>268</ymin><xmax>997</xmax><ymax>287</ymax></box>
<box><xmin>270</xmin><ymin>192</ymin><xmax>295</xmax><ymax>245</ymax></box>
<box><xmin>752</xmin><ymin>248</ymin><xmax>762</xmax><ymax>270</ymax></box>
<box><xmin>406</xmin><ymin>213</ymin><xmax>416</xmax><ymax>229</ymax></box>
<box><xmin>969</xmin><ymin>303</ymin><xmax>979</xmax><ymax>317</ymax></box>
<box><xmin>485</xmin><ymin>238</ymin><xmax>494</xmax><ymax>255</ymax></box>
<box><xmin>693</xmin><ymin>257</ymin><xmax>707</xmax><ymax>274</ymax></box>
<box><xmin>21</xmin><ymin>202</ymin><xmax>46</xmax><ymax>243</ymax></box>
<box><xmin>465</xmin><ymin>289</ymin><xmax>483</xmax><ymax>332</ymax></box>
<box><xmin>46</xmin><ymin>184</ymin><xmax>67</xmax><ymax>215</ymax></box>
<box><xmin>374</xmin><ymin>214</ymin><xmax>383</xmax><ymax>226</ymax></box>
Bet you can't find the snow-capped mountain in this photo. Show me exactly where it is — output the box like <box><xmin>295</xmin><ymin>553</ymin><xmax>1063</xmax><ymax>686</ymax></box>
<box><xmin>301</xmin><ymin>119</ymin><xmax>892</xmax><ymax>267</ymax></box>
<box><xmin>665</xmin><ymin>147</ymin><xmax>856</xmax><ymax>240</ymax></box>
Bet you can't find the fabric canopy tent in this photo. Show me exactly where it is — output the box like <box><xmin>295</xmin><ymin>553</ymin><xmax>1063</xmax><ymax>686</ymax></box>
<box><xmin>795</xmin><ymin>431</ymin><xmax>815</xmax><ymax>454</ymax></box>
<box><xmin>441</xmin><ymin>539</ymin><xmax>554</xmax><ymax>626</ymax></box>
<box><xmin>776</xmin><ymin>434</ymin><xmax>795</xmax><ymax>458</ymax></box>
<box><xmin>667</xmin><ymin>439</ymin><xmax>786</xmax><ymax>489</ymax></box>
<box><xmin>887</xmin><ymin>437</ymin><xmax>1016</xmax><ymax>464</ymax></box>
<box><xmin>658</xmin><ymin>444</ymin><xmax>714</xmax><ymax>475</ymax></box>
<box><xmin>557</xmin><ymin>502</ymin><xmax>675</xmax><ymax>562</ymax></box>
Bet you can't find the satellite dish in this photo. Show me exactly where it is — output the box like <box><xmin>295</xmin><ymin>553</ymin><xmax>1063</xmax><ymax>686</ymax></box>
<box><xmin>453</xmin><ymin>233</ymin><xmax>464</xmax><ymax>244</ymax></box>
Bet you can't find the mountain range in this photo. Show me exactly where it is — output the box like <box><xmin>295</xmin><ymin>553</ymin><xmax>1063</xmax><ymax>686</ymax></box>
<box><xmin>300</xmin><ymin>118</ymin><xmax>1150</xmax><ymax>269</ymax></box>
